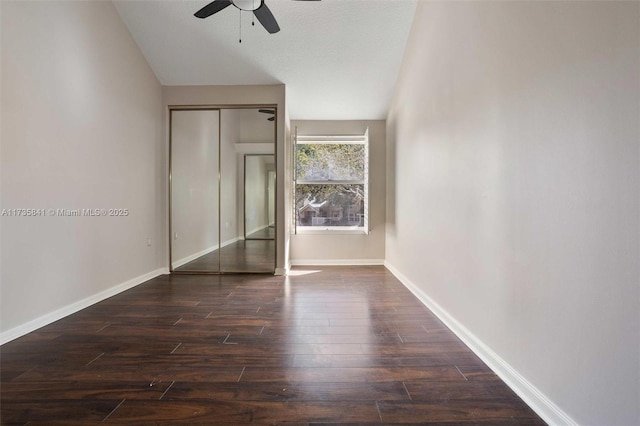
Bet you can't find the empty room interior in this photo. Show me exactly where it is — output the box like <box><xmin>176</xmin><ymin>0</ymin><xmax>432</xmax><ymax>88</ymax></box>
<box><xmin>1</xmin><ymin>1</ymin><xmax>638</xmax><ymax>425</ymax></box>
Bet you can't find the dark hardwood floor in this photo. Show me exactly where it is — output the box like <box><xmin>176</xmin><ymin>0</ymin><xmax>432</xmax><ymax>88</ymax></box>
<box><xmin>175</xmin><ymin>239</ymin><xmax>275</xmax><ymax>273</ymax></box>
<box><xmin>0</xmin><ymin>266</ymin><xmax>545</xmax><ymax>425</ymax></box>
<box><xmin>246</xmin><ymin>226</ymin><xmax>275</xmax><ymax>240</ymax></box>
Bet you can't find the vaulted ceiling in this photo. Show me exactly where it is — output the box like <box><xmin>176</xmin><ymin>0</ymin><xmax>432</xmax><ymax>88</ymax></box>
<box><xmin>114</xmin><ymin>0</ymin><xmax>417</xmax><ymax>120</ymax></box>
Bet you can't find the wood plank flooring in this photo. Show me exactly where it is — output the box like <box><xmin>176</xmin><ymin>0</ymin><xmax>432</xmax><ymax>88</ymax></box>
<box><xmin>174</xmin><ymin>239</ymin><xmax>275</xmax><ymax>273</ymax></box>
<box><xmin>246</xmin><ymin>226</ymin><xmax>275</xmax><ymax>240</ymax></box>
<box><xmin>0</xmin><ymin>266</ymin><xmax>546</xmax><ymax>425</ymax></box>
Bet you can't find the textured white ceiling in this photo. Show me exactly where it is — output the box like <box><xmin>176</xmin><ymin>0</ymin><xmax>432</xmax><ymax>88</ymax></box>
<box><xmin>114</xmin><ymin>0</ymin><xmax>416</xmax><ymax>120</ymax></box>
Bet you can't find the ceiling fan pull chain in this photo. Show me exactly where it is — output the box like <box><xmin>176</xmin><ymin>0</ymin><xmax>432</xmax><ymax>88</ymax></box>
<box><xmin>239</xmin><ymin>8</ymin><xmax>242</xmax><ymax>43</ymax></box>
<box><xmin>252</xmin><ymin>0</ymin><xmax>255</xmax><ymax>26</ymax></box>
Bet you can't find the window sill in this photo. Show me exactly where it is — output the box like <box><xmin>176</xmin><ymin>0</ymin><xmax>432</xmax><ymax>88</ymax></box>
<box><xmin>295</xmin><ymin>227</ymin><xmax>369</xmax><ymax>235</ymax></box>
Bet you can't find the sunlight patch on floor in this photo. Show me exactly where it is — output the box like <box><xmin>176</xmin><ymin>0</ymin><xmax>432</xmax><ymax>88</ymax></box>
<box><xmin>286</xmin><ymin>269</ymin><xmax>322</xmax><ymax>276</ymax></box>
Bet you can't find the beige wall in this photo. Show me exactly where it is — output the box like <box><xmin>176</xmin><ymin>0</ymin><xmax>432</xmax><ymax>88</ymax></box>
<box><xmin>283</xmin><ymin>101</ymin><xmax>293</xmax><ymax>269</ymax></box>
<box><xmin>244</xmin><ymin>156</ymin><xmax>272</xmax><ymax>235</ymax></box>
<box><xmin>290</xmin><ymin>120</ymin><xmax>386</xmax><ymax>264</ymax></box>
<box><xmin>1</xmin><ymin>1</ymin><xmax>164</xmax><ymax>340</ymax></box>
<box><xmin>386</xmin><ymin>2</ymin><xmax>639</xmax><ymax>425</ymax></box>
<box><xmin>170</xmin><ymin>110</ymin><xmax>220</xmax><ymax>267</ymax></box>
<box><xmin>220</xmin><ymin>109</ymin><xmax>241</xmax><ymax>244</ymax></box>
<box><xmin>162</xmin><ymin>85</ymin><xmax>288</xmax><ymax>273</ymax></box>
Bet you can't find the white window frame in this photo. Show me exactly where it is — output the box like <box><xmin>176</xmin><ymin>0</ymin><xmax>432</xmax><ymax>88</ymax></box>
<box><xmin>294</xmin><ymin>130</ymin><xmax>369</xmax><ymax>235</ymax></box>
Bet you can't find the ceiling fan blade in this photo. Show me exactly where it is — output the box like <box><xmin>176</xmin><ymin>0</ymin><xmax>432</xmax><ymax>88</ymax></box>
<box><xmin>259</xmin><ymin>109</ymin><xmax>275</xmax><ymax>114</ymax></box>
<box><xmin>254</xmin><ymin>3</ymin><xmax>280</xmax><ymax>34</ymax></box>
<box><xmin>194</xmin><ymin>0</ymin><xmax>232</xmax><ymax>19</ymax></box>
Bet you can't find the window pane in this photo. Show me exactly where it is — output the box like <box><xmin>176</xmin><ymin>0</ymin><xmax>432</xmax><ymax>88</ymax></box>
<box><xmin>296</xmin><ymin>144</ymin><xmax>364</xmax><ymax>181</ymax></box>
<box><xmin>296</xmin><ymin>184</ymin><xmax>364</xmax><ymax>227</ymax></box>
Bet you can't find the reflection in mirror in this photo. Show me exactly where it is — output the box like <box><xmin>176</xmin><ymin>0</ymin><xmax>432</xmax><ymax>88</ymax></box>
<box><xmin>245</xmin><ymin>155</ymin><xmax>275</xmax><ymax>240</ymax></box>
<box><xmin>219</xmin><ymin>108</ymin><xmax>276</xmax><ymax>273</ymax></box>
<box><xmin>170</xmin><ymin>109</ymin><xmax>220</xmax><ymax>272</ymax></box>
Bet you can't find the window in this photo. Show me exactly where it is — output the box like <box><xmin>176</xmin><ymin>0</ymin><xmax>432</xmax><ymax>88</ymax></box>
<box><xmin>294</xmin><ymin>131</ymin><xmax>369</xmax><ymax>233</ymax></box>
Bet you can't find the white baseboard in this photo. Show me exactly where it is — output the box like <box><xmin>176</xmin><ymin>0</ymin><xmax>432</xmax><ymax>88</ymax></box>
<box><xmin>171</xmin><ymin>237</ymin><xmax>240</xmax><ymax>269</ymax></box>
<box><xmin>172</xmin><ymin>245</ymin><xmax>217</xmax><ymax>269</ymax></box>
<box><xmin>0</xmin><ymin>268</ymin><xmax>167</xmax><ymax>345</ymax></box>
<box><xmin>246</xmin><ymin>224</ymin><xmax>270</xmax><ymax>236</ymax></box>
<box><xmin>223</xmin><ymin>236</ymin><xmax>241</xmax><ymax>245</ymax></box>
<box><xmin>290</xmin><ymin>259</ymin><xmax>385</xmax><ymax>266</ymax></box>
<box><xmin>384</xmin><ymin>261</ymin><xmax>577</xmax><ymax>426</ymax></box>
<box><xmin>275</xmin><ymin>261</ymin><xmax>292</xmax><ymax>276</ymax></box>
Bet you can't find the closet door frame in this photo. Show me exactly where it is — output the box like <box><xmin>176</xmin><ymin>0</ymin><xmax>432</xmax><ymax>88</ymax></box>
<box><xmin>168</xmin><ymin>104</ymin><xmax>278</xmax><ymax>275</ymax></box>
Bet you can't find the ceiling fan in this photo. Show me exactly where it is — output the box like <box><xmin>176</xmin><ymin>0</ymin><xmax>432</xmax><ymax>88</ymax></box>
<box><xmin>195</xmin><ymin>0</ymin><xmax>320</xmax><ymax>37</ymax></box>
<box><xmin>259</xmin><ymin>108</ymin><xmax>275</xmax><ymax>121</ymax></box>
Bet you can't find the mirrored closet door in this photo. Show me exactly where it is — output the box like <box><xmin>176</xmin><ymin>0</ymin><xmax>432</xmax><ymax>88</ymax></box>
<box><xmin>170</xmin><ymin>107</ymin><xmax>276</xmax><ymax>274</ymax></box>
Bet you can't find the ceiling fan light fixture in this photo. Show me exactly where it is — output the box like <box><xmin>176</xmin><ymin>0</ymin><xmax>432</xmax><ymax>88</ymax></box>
<box><xmin>231</xmin><ymin>0</ymin><xmax>262</xmax><ymax>12</ymax></box>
